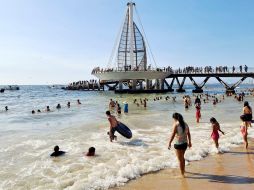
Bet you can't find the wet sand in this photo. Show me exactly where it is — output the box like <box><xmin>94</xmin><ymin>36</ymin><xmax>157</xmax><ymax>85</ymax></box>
<box><xmin>114</xmin><ymin>139</ymin><xmax>254</xmax><ymax>190</ymax></box>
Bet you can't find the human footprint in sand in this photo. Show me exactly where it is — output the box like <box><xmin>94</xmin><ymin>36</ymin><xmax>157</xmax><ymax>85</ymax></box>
<box><xmin>210</xmin><ymin>117</ymin><xmax>225</xmax><ymax>150</ymax></box>
<box><xmin>168</xmin><ymin>113</ymin><xmax>192</xmax><ymax>177</ymax></box>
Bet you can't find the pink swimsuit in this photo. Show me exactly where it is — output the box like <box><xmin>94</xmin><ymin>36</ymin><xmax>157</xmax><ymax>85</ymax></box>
<box><xmin>211</xmin><ymin>129</ymin><xmax>219</xmax><ymax>140</ymax></box>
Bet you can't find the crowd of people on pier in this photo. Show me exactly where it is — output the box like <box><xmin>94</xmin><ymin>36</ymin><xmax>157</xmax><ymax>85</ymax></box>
<box><xmin>66</xmin><ymin>80</ymin><xmax>101</xmax><ymax>90</ymax></box>
<box><xmin>175</xmin><ymin>65</ymin><xmax>249</xmax><ymax>74</ymax></box>
<box><xmin>91</xmin><ymin>65</ymin><xmax>251</xmax><ymax>75</ymax></box>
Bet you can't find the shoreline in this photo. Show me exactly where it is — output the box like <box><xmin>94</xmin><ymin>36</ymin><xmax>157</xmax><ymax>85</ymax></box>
<box><xmin>113</xmin><ymin>138</ymin><xmax>254</xmax><ymax>190</ymax></box>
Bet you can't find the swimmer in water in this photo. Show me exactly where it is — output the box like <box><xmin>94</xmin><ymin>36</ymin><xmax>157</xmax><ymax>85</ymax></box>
<box><xmin>106</xmin><ymin>110</ymin><xmax>119</xmax><ymax>142</ymax></box>
<box><xmin>56</xmin><ymin>104</ymin><xmax>61</xmax><ymax>109</ymax></box>
<box><xmin>5</xmin><ymin>106</ymin><xmax>8</xmax><ymax>111</ymax></box>
<box><xmin>67</xmin><ymin>102</ymin><xmax>70</xmax><ymax>108</ymax></box>
<box><xmin>46</xmin><ymin>106</ymin><xmax>50</xmax><ymax>112</ymax></box>
<box><xmin>86</xmin><ymin>147</ymin><xmax>96</xmax><ymax>156</ymax></box>
<box><xmin>240</xmin><ymin>115</ymin><xmax>248</xmax><ymax>149</ymax></box>
<box><xmin>77</xmin><ymin>99</ymin><xmax>81</xmax><ymax>104</ymax></box>
<box><xmin>210</xmin><ymin>117</ymin><xmax>225</xmax><ymax>149</ymax></box>
<box><xmin>50</xmin><ymin>145</ymin><xmax>65</xmax><ymax>157</ymax></box>
<box><xmin>32</xmin><ymin>110</ymin><xmax>35</xmax><ymax>114</ymax></box>
<box><xmin>37</xmin><ymin>109</ymin><xmax>41</xmax><ymax>113</ymax></box>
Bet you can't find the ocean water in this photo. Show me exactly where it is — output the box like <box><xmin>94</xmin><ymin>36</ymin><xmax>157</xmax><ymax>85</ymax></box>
<box><xmin>0</xmin><ymin>85</ymin><xmax>253</xmax><ymax>190</ymax></box>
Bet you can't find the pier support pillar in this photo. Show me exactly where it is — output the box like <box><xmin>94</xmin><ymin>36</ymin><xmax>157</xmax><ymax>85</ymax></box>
<box><xmin>132</xmin><ymin>80</ymin><xmax>137</xmax><ymax>90</ymax></box>
<box><xmin>160</xmin><ymin>79</ymin><xmax>165</xmax><ymax>90</ymax></box>
<box><xmin>189</xmin><ymin>76</ymin><xmax>209</xmax><ymax>93</ymax></box>
<box><xmin>164</xmin><ymin>79</ymin><xmax>174</xmax><ymax>92</ymax></box>
<box><xmin>140</xmin><ymin>80</ymin><xmax>143</xmax><ymax>90</ymax></box>
<box><xmin>192</xmin><ymin>88</ymin><xmax>203</xmax><ymax>93</ymax></box>
<box><xmin>119</xmin><ymin>80</ymin><xmax>123</xmax><ymax>90</ymax></box>
<box><xmin>146</xmin><ymin>79</ymin><xmax>150</xmax><ymax>90</ymax></box>
<box><xmin>176</xmin><ymin>88</ymin><xmax>186</xmax><ymax>93</ymax></box>
<box><xmin>155</xmin><ymin>79</ymin><xmax>160</xmax><ymax>90</ymax></box>
<box><xmin>176</xmin><ymin>77</ymin><xmax>186</xmax><ymax>93</ymax></box>
<box><xmin>226</xmin><ymin>88</ymin><xmax>236</xmax><ymax>94</ymax></box>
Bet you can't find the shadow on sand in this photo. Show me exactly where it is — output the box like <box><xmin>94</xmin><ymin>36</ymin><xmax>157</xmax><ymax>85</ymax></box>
<box><xmin>186</xmin><ymin>172</ymin><xmax>254</xmax><ymax>184</ymax></box>
<box><xmin>225</xmin><ymin>151</ymin><xmax>254</xmax><ymax>155</ymax></box>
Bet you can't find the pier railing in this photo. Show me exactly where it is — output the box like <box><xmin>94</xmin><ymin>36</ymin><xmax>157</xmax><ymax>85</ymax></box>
<box><xmin>92</xmin><ymin>66</ymin><xmax>254</xmax><ymax>75</ymax></box>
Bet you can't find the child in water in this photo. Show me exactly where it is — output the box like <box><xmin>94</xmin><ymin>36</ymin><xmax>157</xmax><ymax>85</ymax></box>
<box><xmin>86</xmin><ymin>147</ymin><xmax>96</xmax><ymax>156</ymax></box>
<box><xmin>210</xmin><ymin>117</ymin><xmax>225</xmax><ymax>150</ymax></box>
<box><xmin>240</xmin><ymin>115</ymin><xmax>248</xmax><ymax>149</ymax></box>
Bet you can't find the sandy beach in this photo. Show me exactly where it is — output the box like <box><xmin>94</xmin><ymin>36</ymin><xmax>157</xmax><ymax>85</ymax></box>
<box><xmin>114</xmin><ymin>138</ymin><xmax>254</xmax><ymax>190</ymax></box>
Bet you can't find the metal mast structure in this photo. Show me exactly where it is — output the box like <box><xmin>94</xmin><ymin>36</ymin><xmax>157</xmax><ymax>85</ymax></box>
<box><xmin>117</xmin><ymin>2</ymin><xmax>147</xmax><ymax>71</ymax></box>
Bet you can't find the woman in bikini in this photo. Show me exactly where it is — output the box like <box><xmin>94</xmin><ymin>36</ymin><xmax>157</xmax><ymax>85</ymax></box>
<box><xmin>243</xmin><ymin>101</ymin><xmax>252</xmax><ymax>127</ymax></box>
<box><xmin>210</xmin><ymin>117</ymin><xmax>225</xmax><ymax>149</ymax></box>
<box><xmin>168</xmin><ymin>113</ymin><xmax>192</xmax><ymax>177</ymax></box>
<box><xmin>240</xmin><ymin>115</ymin><xmax>248</xmax><ymax>149</ymax></box>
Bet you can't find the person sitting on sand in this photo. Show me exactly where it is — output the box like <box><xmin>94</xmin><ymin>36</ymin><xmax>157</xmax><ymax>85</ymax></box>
<box><xmin>56</xmin><ymin>104</ymin><xmax>61</xmax><ymax>109</ymax></box>
<box><xmin>243</xmin><ymin>101</ymin><xmax>252</xmax><ymax>127</ymax></box>
<box><xmin>106</xmin><ymin>110</ymin><xmax>119</xmax><ymax>142</ymax></box>
<box><xmin>168</xmin><ymin>113</ymin><xmax>192</xmax><ymax>177</ymax></box>
<box><xmin>210</xmin><ymin>117</ymin><xmax>224</xmax><ymax>149</ymax></box>
<box><xmin>46</xmin><ymin>106</ymin><xmax>50</xmax><ymax>112</ymax></box>
<box><xmin>77</xmin><ymin>99</ymin><xmax>81</xmax><ymax>104</ymax></box>
<box><xmin>50</xmin><ymin>145</ymin><xmax>65</xmax><ymax>157</ymax></box>
<box><xmin>86</xmin><ymin>147</ymin><xmax>96</xmax><ymax>156</ymax></box>
<box><xmin>240</xmin><ymin>115</ymin><xmax>248</xmax><ymax>149</ymax></box>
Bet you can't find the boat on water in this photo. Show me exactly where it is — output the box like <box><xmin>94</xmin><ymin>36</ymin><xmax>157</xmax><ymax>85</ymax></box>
<box><xmin>92</xmin><ymin>2</ymin><xmax>172</xmax><ymax>87</ymax></box>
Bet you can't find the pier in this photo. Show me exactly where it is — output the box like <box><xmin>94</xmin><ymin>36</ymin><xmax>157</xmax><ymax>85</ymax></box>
<box><xmin>91</xmin><ymin>67</ymin><xmax>254</xmax><ymax>94</ymax></box>
<box><xmin>67</xmin><ymin>2</ymin><xmax>254</xmax><ymax>94</ymax></box>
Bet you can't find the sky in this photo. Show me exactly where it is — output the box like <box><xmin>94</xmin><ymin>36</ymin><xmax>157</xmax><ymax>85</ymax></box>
<box><xmin>0</xmin><ymin>0</ymin><xmax>254</xmax><ymax>85</ymax></box>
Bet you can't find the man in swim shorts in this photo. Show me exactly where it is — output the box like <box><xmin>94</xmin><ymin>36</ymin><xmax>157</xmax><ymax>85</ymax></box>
<box><xmin>109</xmin><ymin>99</ymin><xmax>116</xmax><ymax>109</ymax></box>
<box><xmin>106</xmin><ymin>110</ymin><xmax>119</xmax><ymax>142</ymax></box>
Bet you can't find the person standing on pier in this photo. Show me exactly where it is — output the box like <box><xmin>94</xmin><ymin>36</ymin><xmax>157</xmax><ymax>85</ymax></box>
<box><xmin>239</xmin><ymin>65</ymin><xmax>242</xmax><ymax>73</ymax></box>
